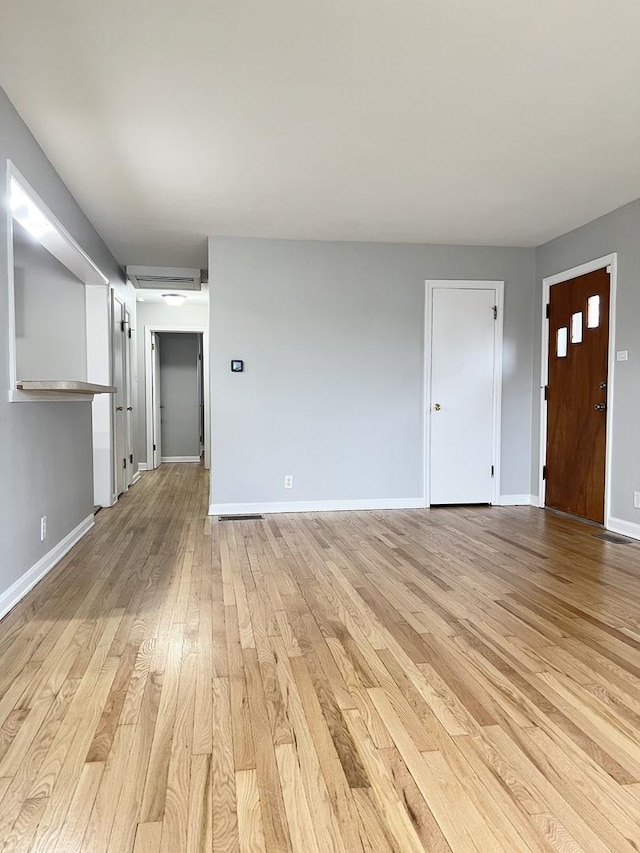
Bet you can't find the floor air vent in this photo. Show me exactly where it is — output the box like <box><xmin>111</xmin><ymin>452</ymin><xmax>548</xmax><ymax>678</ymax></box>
<box><xmin>595</xmin><ymin>532</ymin><xmax>630</xmax><ymax>545</ymax></box>
<box><xmin>218</xmin><ymin>514</ymin><xmax>264</xmax><ymax>522</ymax></box>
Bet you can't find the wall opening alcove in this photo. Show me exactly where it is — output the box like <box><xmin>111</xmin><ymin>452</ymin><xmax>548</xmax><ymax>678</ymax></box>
<box><xmin>6</xmin><ymin>164</ymin><xmax>115</xmax><ymax>402</ymax></box>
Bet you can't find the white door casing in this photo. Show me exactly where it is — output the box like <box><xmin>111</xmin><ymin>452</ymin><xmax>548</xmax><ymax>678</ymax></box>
<box><xmin>152</xmin><ymin>333</ymin><xmax>162</xmax><ymax>469</ymax></box>
<box><xmin>425</xmin><ymin>281</ymin><xmax>504</xmax><ymax>506</ymax></box>
<box><xmin>124</xmin><ymin>309</ymin><xmax>134</xmax><ymax>488</ymax></box>
<box><xmin>112</xmin><ymin>292</ymin><xmax>127</xmax><ymax>497</ymax></box>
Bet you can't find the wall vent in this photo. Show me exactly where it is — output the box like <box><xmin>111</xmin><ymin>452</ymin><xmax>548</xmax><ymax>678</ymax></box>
<box><xmin>126</xmin><ymin>265</ymin><xmax>202</xmax><ymax>291</ymax></box>
<box><xmin>218</xmin><ymin>514</ymin><xmax>264</xmax><ymax>522</ymax></box>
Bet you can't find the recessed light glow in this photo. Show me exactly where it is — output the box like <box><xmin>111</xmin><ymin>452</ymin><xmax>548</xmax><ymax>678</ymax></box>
<box><xmin>10</xmin><ymin>178</ymin><xmax>53</xmax><ymax>240</ymax></box>
<box><xmin>162</xmin><ymin>293</ymin><xmax>187</xmax><ymax>306</ymax></box>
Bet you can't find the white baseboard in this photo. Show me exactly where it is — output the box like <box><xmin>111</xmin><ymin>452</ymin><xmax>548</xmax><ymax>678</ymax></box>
<box><xmin>132</xmin><ymin>471</ymin><xmax>142</xmax><ymax>485</ymax></box>
<box><xmin>137</xmin><ymin>462</ymin><xmax>149</xmax><ymax>472</ymax></box>
<box><xmin>209</xmin><ymin>497</ymin><xmax>425</xmax><ymax>516</ymax></box>
<box><xmin>0</xmin><ymin>514</ymin><xmax>95</xmax><ymax>621</ymax></box>
<box><xmin>498</xmin><ymin>494</ymin><xmax>538</xmax><ymax>506</ymax></box>
<box><xmin>161</xmin><ymin>456</ymin><xmax>201</xmax><ymax>463</ymax></box>
<box><xmin>607</xmin><ymin>516</ymin><xmax>640</xmax><ymax>542</ymax></box>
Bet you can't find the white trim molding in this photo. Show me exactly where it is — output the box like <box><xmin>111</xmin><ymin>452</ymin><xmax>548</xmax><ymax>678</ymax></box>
<box><xmin>161</xmin><ymin>456</ymin><xmax>201</xmax><ymax>463</ymax></box>
<box><xmin>137</xmin><ymin>462</ymin><xmax>150</xmax><ymax>471</ymax></box>
<box><xmin>423</xmin><ymin>279</ymin><xmax>504</xmax><ymax>508</ymax></box>
<box><xmin>0</xmin><ymin>514</ymin><xmax>94</xmax><ymax>621</ymax></box>
<box><xmin>498</xmin><ymin>494</ymin><xmax>538</xmax><ymax>506</ymax></box>
<box><xmin>538</xmin><ymin>254</ymin><xmax>617</xmax><ymax>531</ymax></box>
<box><xmin>209</xmin><ymin>498</ymin><xmax>425</xmax><ymax>516</ymax></box>
<box><xmin>607</xmin><ymin>517</ymin><xmax>640</xmax><ymax>542</ymax></box>
<box><xmin>132</xmin><ymin>471</ymin><xmax>142</xmax><ymax>485</ymax></box>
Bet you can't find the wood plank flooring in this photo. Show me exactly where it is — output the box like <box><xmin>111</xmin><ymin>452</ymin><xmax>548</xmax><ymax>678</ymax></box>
<box><xmin>2</xmin><ymin>465</ymin><xmax>640</xmax><ymax>850</ymax></box>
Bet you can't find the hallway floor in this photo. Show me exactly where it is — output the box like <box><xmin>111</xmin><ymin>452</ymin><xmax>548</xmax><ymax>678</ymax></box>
<box><xmin>2</xmin><ymin>465</ymin><xmax>640</xmax><ymax>851</ymax></box>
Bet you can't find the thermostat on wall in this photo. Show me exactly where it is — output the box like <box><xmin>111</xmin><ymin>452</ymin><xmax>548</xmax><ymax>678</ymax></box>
<box><xmin>231</xmin><ymin>360</ymin><xmax>244</xmax><ymax>372</ymax></box>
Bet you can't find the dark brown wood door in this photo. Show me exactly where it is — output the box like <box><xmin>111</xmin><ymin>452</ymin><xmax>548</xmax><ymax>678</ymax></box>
<box><xmin>545</xmin><ymin>268</ymin><xmax>610</xmax><ymax>523</ymax></box>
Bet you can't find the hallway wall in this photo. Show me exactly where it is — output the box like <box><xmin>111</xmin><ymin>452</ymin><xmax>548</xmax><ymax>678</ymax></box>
<box><xmin>0</xmin><ymin>87</ymin><xmax>133</xmax><ymax>612</ymax></box>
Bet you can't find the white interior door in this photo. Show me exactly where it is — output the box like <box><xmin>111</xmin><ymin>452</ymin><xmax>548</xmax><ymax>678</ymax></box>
<box><xmin>112</xmin><ymin>293</ymin><xmax>127</xmax><ymax>497</ymax></box>
<box><xmin>152</xmin><ymin>333</ymin><xmax>162</xmax><ymax>469</ymax></box>
<box><xmin>428</xmin><ymin>284</ymin><xmax>501</xmax><ymax>504</ymax></box>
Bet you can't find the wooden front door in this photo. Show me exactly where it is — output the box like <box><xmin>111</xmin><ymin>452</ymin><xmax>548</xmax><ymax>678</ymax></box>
<box><xmin>545</xmin><ymin>268</ymin><xmax>610</xmax><ymax>523</ymax></box>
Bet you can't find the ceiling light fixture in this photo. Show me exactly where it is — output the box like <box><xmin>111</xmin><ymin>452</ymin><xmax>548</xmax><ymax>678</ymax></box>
<box><xmin>162</xmin><ymin>292</ymin><xmax>187</xmax><ymax>306</ymax></box>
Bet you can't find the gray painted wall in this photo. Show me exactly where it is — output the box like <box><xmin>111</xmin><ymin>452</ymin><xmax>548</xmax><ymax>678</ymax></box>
<box><xmin>158</xmin><ymin>333</ymin><xmax>201</xmax><ymax>459</ymax></box>
<box><xmin>135</xmin><ymin>300</ymin><xmax>208</xmax><ymax>466</ymax></box>
<box><xmin>13</xmin><ymin>221</ymin><xmax>87</xmax><ymax>381</ymax></box>
<box><xmin>0</xmin><ymin>87</ymin><xmax>132</xmax><ymax>602</ymax></box>
<box><xmin>534</xmin><ymin>198</ymin><xmax>640</xmax><ymax>527</ymax></box>
<box><xmin>209</xmin><ymin>237</ymin><xmax>536</xmax><ymax>507</ymax></box>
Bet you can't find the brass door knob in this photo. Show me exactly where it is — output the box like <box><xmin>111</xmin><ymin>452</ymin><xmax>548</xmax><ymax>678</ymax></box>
<box><xmin>433</xmin><ymin>403</ymin><xmax>441</xmax><ymax>411</ymax></box>
<box><xmin>116</xmin><ymin>405</ymin><xmax>124</xmax><ymax>411</ymax></box>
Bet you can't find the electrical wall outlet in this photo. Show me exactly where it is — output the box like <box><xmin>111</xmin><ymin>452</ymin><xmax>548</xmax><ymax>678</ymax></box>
<box><xmin>284</xmin><ymin>475</ymin><xmax>293</xmax><ymax>489</ymax></box>
<box><xmin>40</xmin><ymin>515</ymin><xmax>47</xmax><ymax>542</ymax></box>
<box><xmin>634</xmin><ymin>492</ymin><xmax>640</xmax><ymax>510</ymax></box>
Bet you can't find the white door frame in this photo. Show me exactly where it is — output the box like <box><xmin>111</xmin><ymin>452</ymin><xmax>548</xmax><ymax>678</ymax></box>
<box><xmin>124</xmin><ymin>307</ymin><xmax>134</xmax><ymax>488</ymax></box>
<box><xmin>423</xmin><ymin>280</ymin><xmax>504</xmax><ymax>507</ymax></box>
<box><xmin>152</xmin><ymin>333</ymin><xmax>162</xmax><ymax>469</ymax></box>
<box><xmin>144</xmin><ymin>324</ymin><xmax>210</xmax><ymax>470</ymax></box>
<box><xmin>112</xmin><ymin>290</ymin><xmax>128</xmax><ymax>497</ymax></box>
<box><xmin>538</xmin><ymin>253</ymin><xmax>617</xmax><ymax>529</ymax></box>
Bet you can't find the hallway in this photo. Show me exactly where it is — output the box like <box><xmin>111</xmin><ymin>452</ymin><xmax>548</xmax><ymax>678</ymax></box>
<box><xmin>2</xmin><ymin>465</ymin><xmax>640</xmax><ymax>850</ymax></box>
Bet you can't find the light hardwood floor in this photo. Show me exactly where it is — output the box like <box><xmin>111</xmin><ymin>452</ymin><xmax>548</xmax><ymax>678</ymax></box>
<box><xmin>2</xmin><ymin>465</ymin><xmax>640</xmax><ymax>851</ymax></box>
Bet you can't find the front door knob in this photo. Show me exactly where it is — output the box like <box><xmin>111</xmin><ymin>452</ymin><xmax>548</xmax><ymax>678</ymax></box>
<box><xmin>433</xmin><ymin>403</ymin><xmax>441</xmax><ymax>411</ymax></box>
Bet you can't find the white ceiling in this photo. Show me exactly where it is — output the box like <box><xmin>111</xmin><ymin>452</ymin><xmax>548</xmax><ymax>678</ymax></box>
<box><xmin>1</xmin><ymin>1</ymin><xmax>639</xmax><ymax>268</ymax></box>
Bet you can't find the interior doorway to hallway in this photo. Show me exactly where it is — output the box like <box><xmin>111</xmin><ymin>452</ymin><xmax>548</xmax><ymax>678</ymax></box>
<box><xmin>144</xmin><ymin>324</ymin><xmax>210</xmax><ymax>470</ymax></box>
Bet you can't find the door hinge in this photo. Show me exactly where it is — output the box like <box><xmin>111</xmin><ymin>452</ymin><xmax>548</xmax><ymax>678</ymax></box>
<box><xmin>493</xmin><ymin>305</ymin><xmax>498</xmax><ymax>320</ymax></box>
<box><xmin>491</xmin><ymin>465</ymin><xmax>495</xmax><ymax>478</ymax></box>
<box><xmin>545</xmin><ymin>303</ymin><xmax>550</xmax><ymax>319</ymax></box>
<box><xmin>542</xmin><ymin>465</ymin><xmax>547</xmax><ymax>480</ymax></box>
<box><xmin>152</xmin><ymin>343</ymin><xmax>155</xmax><ymax>351</ymax></box>
<box><xmin>544</xmin><ymin>385</ymin><xmax>549</xmax><ymax>401</ymax></box>
<box><xmin>129</xmin><ymin>453</ymin><xmax>133</xmax><ymax>464</ymax></box>
<box><xmin>153</xmin><ymin>443</ymin><xmax>157</xmax><ymax>451</ymax></box>
<box><xmin>128</xmin><ymin>328</ymin><xmax>132</xmax><ymax>339</ymax></box>
<box><xmin>120</xmin><ymin>320</ymin><xmax>126</xmax><ymax>332</ymax></box>
<box><xmin>123</xmin><ymin>457</ymin><xmax>127</xmax><ymax>469</ymax></box>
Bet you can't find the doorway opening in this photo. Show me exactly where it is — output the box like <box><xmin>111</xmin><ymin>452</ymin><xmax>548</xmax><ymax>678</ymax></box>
<box><xmin>144</xmin><ymin>324</ymin><xmax>210</xmax><ymax>470</ymax></box>
<box><xmin>424</xmin><ymin>280</ymin><xmax>504</xmax><ymax>507</ymax></box>
<box><xmin>112</xmin><ymin>292</ymin><xmax>135</xmax><ymax>498</ymax></box>
<box><xmin>539</xmin><ymin>254</ymin><xmax>617</xmax><ymax>526</ymax></box>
